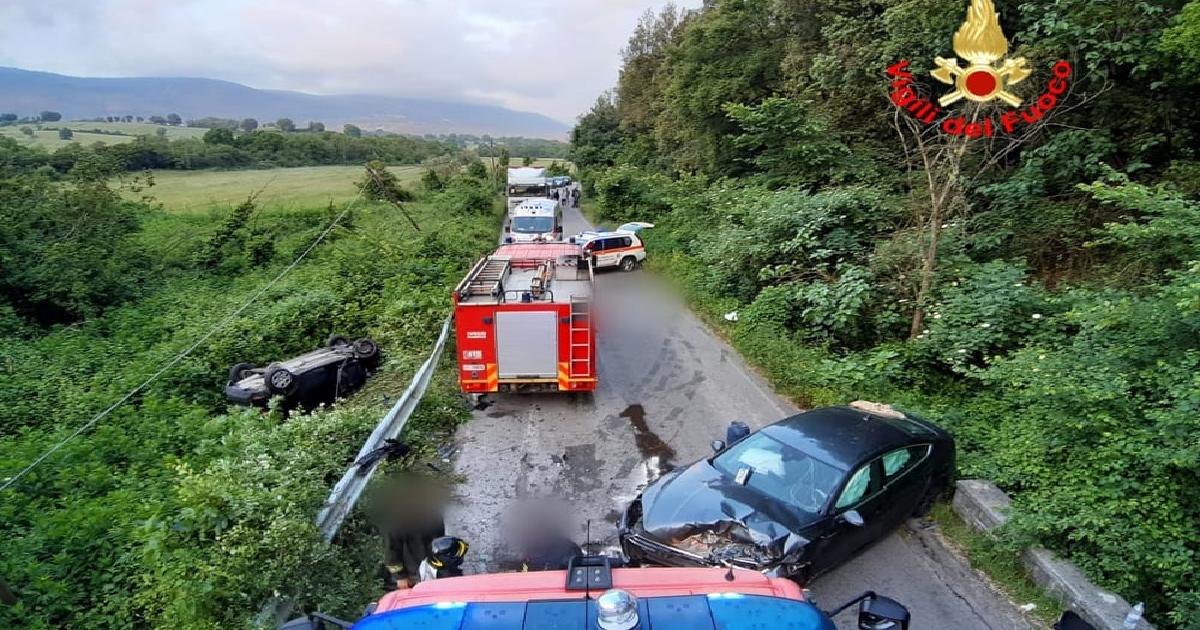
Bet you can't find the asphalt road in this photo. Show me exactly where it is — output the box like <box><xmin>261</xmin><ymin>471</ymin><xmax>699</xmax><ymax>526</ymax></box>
<box><xmin>446</xmin><ymin>199</ymin><xmax>1035</xmax><ymax>629</ymax></box>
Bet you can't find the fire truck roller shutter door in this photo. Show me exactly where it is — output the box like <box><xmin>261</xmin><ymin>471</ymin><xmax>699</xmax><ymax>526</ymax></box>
<box><xmin>495</xmin><ymin>311</ymin><xmax>559</xmax><ymax>379</ymax></box>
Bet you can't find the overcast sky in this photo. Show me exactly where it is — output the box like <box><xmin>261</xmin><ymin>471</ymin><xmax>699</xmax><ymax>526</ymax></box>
<box><xmin>0</xmin><ymin>0</ymin><xmax>701</xmax><ymax>124</ymax></box>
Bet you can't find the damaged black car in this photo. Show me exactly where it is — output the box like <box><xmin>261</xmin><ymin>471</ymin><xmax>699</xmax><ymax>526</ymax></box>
<box><xmin>619</xmin><ymin>404</ymin><xmax>954</xmax><ymax>582</ymax></box>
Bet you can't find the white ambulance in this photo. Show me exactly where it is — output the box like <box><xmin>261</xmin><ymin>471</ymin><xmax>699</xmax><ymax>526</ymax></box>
<box><xmin>506</xmin><ymin>198</ymin><xmax>562</xmax><ymax>243</ymax></box>
<box><xmin>570</xmin><ymin>222</ymin><xmax>654</xmax><ymax>271</ymax></box>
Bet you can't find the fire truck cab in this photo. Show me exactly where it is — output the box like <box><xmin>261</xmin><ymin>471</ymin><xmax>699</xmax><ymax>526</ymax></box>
<box><xmin>453</xmin><ymin>243</ymin><xmax>596</xmax><ymax>395</ymax></box>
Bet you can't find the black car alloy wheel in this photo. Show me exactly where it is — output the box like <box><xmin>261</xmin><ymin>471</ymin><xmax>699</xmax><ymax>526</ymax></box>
<box><xmin>353</xmin><ymin>338</ymin><xmax>379</xmax><ymax>360</ymax></box>
<box><xmin>265</xmin><ymin>364</ymin><xmax>298</xmax><ymax>395</ymax></box>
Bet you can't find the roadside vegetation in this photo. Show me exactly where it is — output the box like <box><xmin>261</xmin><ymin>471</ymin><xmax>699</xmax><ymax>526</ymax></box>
<box><xmin>0</xmin><ymin>138</ymin><xmax>503</xmax><ymax>628</ymax></box>
<box><xmin>572</xmin><ymin>1</ymin><xmax>1200</xmax><ymax>626</ymax></box>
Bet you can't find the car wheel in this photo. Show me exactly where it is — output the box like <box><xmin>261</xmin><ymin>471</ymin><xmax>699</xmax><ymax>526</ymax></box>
<box><xmin>353</xmin><ymin>338</ymin><xmax>380</xmax><ymax>361</ymax></box>
<box><xmin>228</xmin><ymin>362</ymin><xmax>255</xmax><ymax>384</ymax></box>
<box><xmin>265</xmin><ymin>364</ymin><xmax>298</xmax><ymax>396</ymax></box>
<box><xmin>326</xmin><ymin>334</ymin><xmax>350</xmax><ymax>347</ymax></box>
<box><xmin>620</xmin><ymin>256</ymin><xmax>637</xmax><ymax>272</ymax></box>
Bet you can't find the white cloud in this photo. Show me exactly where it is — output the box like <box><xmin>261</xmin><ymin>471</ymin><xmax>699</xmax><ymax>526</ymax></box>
<box><xmin>0</xmin><ymin>0</ymin><xmax>700</xmax><ymax>123</ymax></box>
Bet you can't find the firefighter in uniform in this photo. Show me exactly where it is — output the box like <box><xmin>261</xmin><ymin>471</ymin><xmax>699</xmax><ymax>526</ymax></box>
<box><xmin>419</xmin><ymin>536</ymin><xmax>469</xmax><ymax>582</ymax></box>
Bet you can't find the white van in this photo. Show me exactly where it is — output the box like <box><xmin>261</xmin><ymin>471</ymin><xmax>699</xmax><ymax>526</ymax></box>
<box><xmin>506</xmin><ymin>199</ymin><xmax>562</xmax><ymax>243</ymax></box>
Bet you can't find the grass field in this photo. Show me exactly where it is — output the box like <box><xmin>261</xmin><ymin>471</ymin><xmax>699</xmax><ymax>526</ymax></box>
<box><xmin>0</xmin><ymin>126</ymin><xmax>139</xmax><ymax>149</ymax></box>
<box><xmin>0</xmin><ymin>121</ymin><xmax>206</xmax><ymax>149</ymax></box>
<box><xmin>502</xmin><ymin>157</ymin><xmax>569</xmax><ymax>168</ymax></box>
<box><xmin>58</xmin><ymin>121</ymin><xmax>207</xmax><ymax>138</ymax></box>
<box><xmin>131</xmin><ymin>165</ymin><xmax>424</xmax><ymax>213</ymax></box>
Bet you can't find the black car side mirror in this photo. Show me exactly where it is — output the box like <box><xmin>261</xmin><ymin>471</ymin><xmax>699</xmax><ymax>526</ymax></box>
<box><xmin>710</xmin><ymin>440</ymin><xmax>725</xmax><ymax>453</ymax></box>
<box><xmin>858</xmin><ymin>594</ymin><xmax>911</xmax><ymax>630</ymax></box>
<box><xmin>839</xmin><ymin>510</ymin><xmax>865</xmax><ymax>527</ymax></box>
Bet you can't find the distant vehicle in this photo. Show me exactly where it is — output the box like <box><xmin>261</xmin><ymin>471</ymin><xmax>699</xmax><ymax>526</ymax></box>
<box><xmin>620</xmin><ymin>403</ymin><xmax>955</xmax><ymax>582</ymax></box>
<box><xmin>506</xmin><ymin>167</ymin><xmax>548</xmax><ymax>211</ymax></box>
<box><xmin>453</xmin><ymin>243</ymin><xmax>596</xmax><ymax>396</ymax></box>
<box><xmin>224</xmin><ymin>335</ymin><xmax>381</xmax><ymax>409</ymax></box>
<box><xmin>570</xmin><ymin>223</ymin><xmax>654</xmax><ymax>272</ymax></box>
<box><xmin>506</xmin><ymin>198</ymin><xmax>562</xmax><ymax>243</ymax></box>
<box><xmin>280</xmin><ymin>559</ymin><xmax>912</xmax><ymax>630</ymax></box>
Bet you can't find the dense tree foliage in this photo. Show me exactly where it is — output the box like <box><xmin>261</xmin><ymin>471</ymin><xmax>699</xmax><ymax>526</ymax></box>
<box><xmin>0</xmin><ymin>156</ymin><xmax>149</xmax><ymax>323</ymax></box>
<box><xmin>467</xmin><ymin>135</ymin><xmax>569</xmax><ymax>159</ymax></box>
<box><xmin>576</xmin><ymin>1</ymin><xmax>1200</xmax><ymax>626</ymax></box>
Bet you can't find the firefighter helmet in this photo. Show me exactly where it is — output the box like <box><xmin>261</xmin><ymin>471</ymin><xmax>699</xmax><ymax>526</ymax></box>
<box><xmin>429</xmin><ymin>536</ymin><xmax>468</xmax><ymax>568</ymax></box>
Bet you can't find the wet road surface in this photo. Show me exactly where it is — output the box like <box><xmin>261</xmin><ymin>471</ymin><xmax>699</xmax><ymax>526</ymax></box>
<box><xmin>447</xmin><ymin>200</ymin><xmax>1035</xmax><ymax>629</ymax></box>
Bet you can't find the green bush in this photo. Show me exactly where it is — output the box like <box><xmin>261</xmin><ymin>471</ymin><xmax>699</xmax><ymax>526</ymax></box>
<box><xmin>435</xmin><ymin>175</ymin><xmax>495</xmax><ymax>215</ymax></box>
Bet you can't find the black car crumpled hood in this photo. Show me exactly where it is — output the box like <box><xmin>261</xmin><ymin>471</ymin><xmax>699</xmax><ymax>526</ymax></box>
<box><xmin>638</xmin><ymin>460</ymin><xmax>813</xmax><ymax>561</ymax></box>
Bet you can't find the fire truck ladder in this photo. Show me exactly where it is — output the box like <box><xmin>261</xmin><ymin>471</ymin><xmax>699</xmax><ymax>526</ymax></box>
<box><xmin>568</xmin><ymin>296</ymin><xmax>592</xmax><ymax>377</ymax></box>
<box><xmin>466</xmin><ymin>258</ymin><xmax>510</xmax><ymax>298</ymax></box>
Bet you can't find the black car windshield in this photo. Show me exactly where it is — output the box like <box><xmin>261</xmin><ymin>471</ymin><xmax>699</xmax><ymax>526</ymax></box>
<box><xmin>512</xmin><ymin>216</ymin><xmax>555</xmax><ymax>233</ymax></box>
<box><xmin>712</xmin><ymin>433</ymin><xmax>844</xmax><ymax>515</ymax></box>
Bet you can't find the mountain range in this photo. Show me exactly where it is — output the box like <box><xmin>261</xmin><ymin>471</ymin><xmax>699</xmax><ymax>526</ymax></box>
<box><xmin>0</xmin><ymin>67</ymin><xmax>569</xmax><ymax>138</ymax></box>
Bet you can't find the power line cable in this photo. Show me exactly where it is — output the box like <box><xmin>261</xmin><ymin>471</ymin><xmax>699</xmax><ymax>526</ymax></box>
<box><xmin>0</xmin><ymin>194</ymin><xmax>359</xmax><ymax>494</ymax></box>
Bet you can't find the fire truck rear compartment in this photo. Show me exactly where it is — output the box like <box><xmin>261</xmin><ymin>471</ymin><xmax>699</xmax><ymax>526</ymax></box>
<box><xmin>496</xmin><ymin>311</ymin><xmax>558</xmax><ymax>378</ymax></box>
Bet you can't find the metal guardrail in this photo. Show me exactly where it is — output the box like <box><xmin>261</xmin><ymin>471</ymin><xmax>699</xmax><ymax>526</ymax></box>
<box><xmin>316</xmin><ymin>314</ymin><xmax>453</xmax><ymax>542</ymax></box>
<box><xmin>258</xmin><ymin>314</ymin><xmax>453</xmax><ymax>624</ymax></box>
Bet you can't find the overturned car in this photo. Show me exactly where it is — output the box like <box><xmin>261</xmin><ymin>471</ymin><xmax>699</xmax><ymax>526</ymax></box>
<box><xmin>619</xmin><ymin>404</ymin><xmax>955</xmax><ymax>581</ymax></box>
<box><xmin>224</xmin><ymin>335</ymin><xmax>380</xmax><ymax>410</ymax></box>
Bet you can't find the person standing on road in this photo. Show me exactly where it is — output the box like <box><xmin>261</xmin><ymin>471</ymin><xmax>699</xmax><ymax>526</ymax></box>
<box><xmin>571</xmin><ymin>187</ymin><xmax>580</xmax><ymax>208</ymax></box>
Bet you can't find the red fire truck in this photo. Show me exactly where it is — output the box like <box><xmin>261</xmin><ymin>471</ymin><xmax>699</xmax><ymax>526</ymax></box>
<box><xmin>280</xmin><ymin>559</ymin><xmax>914</xmax><ymax>630</ymax></box>
<box><xmin>453</xmin><ymin>243</ymin><xmax>596</xmax><ymax>395</ymax></box>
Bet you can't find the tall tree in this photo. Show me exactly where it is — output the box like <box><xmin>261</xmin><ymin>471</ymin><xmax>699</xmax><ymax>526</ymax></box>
<box><xmin>569</xmin><ymin>92</ymin><xmax>624</xmax><ymax>170</ymax></box>
<box><xmin>276</xmin><ymin>118</ymin><xmax>296</xmax><ymax>132</ymax></box>
<box><xmin>618</xmin><ymin>4</ymin><xmax>687</xmax><ymax>134</ymax></box>
<box><xmin>655</xmin><ymin>0</ymin><xmax>785</xmax><ymax>174</ymax></box>
<box><xmin>343</xmin><ymin>123</ymin><xmax>362</xmax><ymax>137</ymax></box>
<box><xmin>240</xmin><ymin>118</ymin><xmax>259</xmax><ymax>133</ymax></box>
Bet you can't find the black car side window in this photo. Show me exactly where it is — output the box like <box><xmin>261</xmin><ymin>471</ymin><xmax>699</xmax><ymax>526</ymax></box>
<box><xmin>834</xmin><ymin>461</ymin><xmax>880</xmax><ymax>509</ymax></box>
<box><xmin>881</xmin><ymin>444</ymin><xmax>931</xmax><ymax>481</ymax></box>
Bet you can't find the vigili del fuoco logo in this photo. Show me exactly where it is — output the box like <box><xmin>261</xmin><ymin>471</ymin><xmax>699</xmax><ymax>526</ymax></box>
<box><xmin>887</xmin><ymin>0</ymin><xmax>1072</xmax><ymax>139</ymax></box>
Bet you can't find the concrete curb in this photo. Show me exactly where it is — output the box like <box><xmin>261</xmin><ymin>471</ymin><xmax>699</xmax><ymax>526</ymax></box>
<box><xmin>952</xmin><ymin>479</ymin><xmax>1153</xmax><ymax>630</ymax></box>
